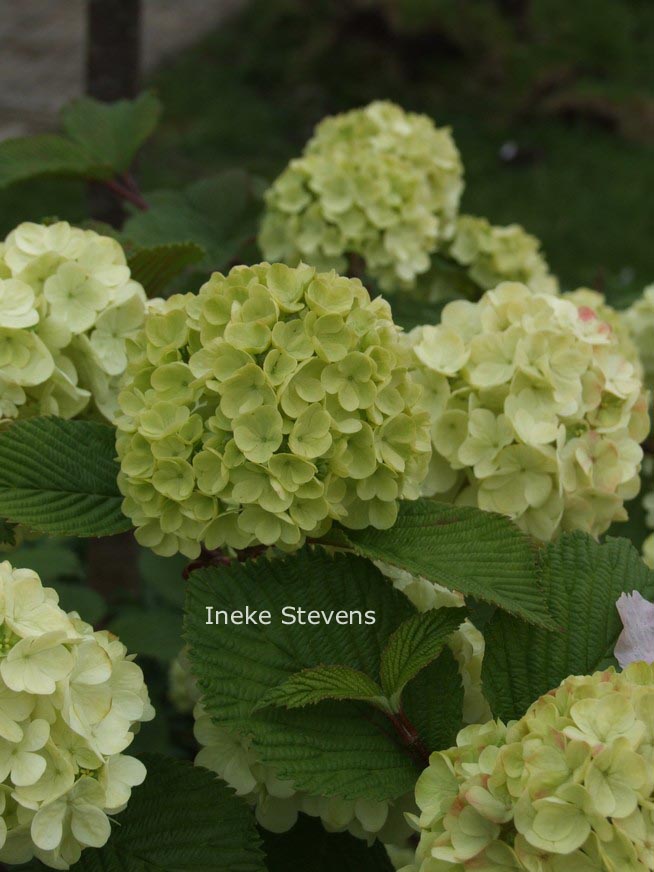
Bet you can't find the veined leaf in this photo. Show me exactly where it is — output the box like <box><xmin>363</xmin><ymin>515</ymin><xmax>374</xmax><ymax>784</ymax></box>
<box><xmin>62</xmin><ymin>93</ymin><xmax>162</xmax><ymax>174</ymax></box>
<box><xmin>343</xmin><ymin>499</ymin><xmax>552</xmax><ymax>628</ymax></box>
<box><xmin>0</xmin><ymin>418</ymin><xmax>129</xmax><ymax>537</ymax></box>
<box><xmin>380</xmin><ymin>608</ymin><xmax>463</xmax><ymax>708</ymax></box>
<box><xmin>482</xmin><ymin>532</ymin><xmax>654</xmax><ymax>721</ymax></box>
<box><xmin>127</xmin><ymin>241</ymin><xmax>206</xmax><ymax>296</ymax></box>
<box><xmin>0</xmin><ymin>134</ymin><xmax>107</xmax><ymax>188</ymax></box>
<box><xmin>185</xmin><ymin>548</ymin><xmax>432</xmax><ymax>802</ymax></box>
<box><xmin>62</xmin><ymin>754</ymin><xmax>265</xmax><ymax>871</ymax></box>
<box><xmin>255</xmin><ymin>665</ymin><xmax>387</xmax><ymax>712</ymax></box>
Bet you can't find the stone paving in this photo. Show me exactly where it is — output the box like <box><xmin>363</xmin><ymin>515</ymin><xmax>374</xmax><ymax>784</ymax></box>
<box><xmin>0</xmin><ymin>0</ymin><xmax>244</xmax><ymax>139</ymax></box>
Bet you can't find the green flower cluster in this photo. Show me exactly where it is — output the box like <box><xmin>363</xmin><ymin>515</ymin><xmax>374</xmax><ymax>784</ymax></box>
<box><xmin>566</xmin><ymin>288</ymin><xmax>642</xmax><ymax>378</ymax></box>
<box><xmin>259</xmin><ymin>101</ymin><xmax>463</xmax><ymax>292</ymax></box>
<box><xmin>410</xmin><ymin>282</ymin><xmax>649</xmax><ymax>540</ymax></box>
<box><xmin>0</xmin><ymin>560</ymin><xmax>153</xmax><ymax>869</ymax></box>
<box><xmin>116</xmin><ymin>262</ymin><xmax>431</xmax><ymax>557</ymax></box>
<box><xmin>623</xmin><ymin>284</ymin><xmax>654</xmax><ymax>386</ymax></box>
<box><xmin>402</xmin><ymin>662</ymin><xmax>654</xmax><ymax>872</ymax></box>
<box><xmin>0</xmin><ymin>222</ymin><xmax>147</xmax><ymax>423</ymax></box>
<box><xmin>449</xmin><ymin>216</ymin><xmax>557</xmax><ymax>295</ymax></box>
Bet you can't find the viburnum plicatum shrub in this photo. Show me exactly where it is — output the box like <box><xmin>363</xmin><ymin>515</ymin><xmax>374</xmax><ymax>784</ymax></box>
<box><xmin>116</xmin><ymin>261</ymin><xmax>431</xmax><ymax>558</ymax></box>
<box><xmin>416</xmin><ymin>214</ymin><xmax>559</xmax><ymax>302</ymax></box>
<box><xmin>409</xmin><ymin>281</ymin><xmax>649</xmax><ymax>541</ymax></box>
<box><xmin>0</xmin><ymin>221</ymin><xmax>148</xmax><ymax>423</ymax></box>
<box><xmin>0</xmin><ymin>560</ymin><xmax>154</xmax><ymax>869</ymax></box>
<box><xmin>258</xmin><ymin>101</ymin><xmax>463</xmax><ymax>291</ymax></box>
<box><xmin>402</xmin><ymin>662</ymin><xmax>654</xmax><ymax>871</ymax></box>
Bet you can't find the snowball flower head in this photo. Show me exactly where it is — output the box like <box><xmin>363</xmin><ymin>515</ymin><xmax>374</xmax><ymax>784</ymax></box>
<box><xmin>623</xmin><ymin>284</ymin><xmax>654</xmax><ymax>388</ymax></box>
<box><xmin>402</xmin><ymin>662</ymin><xmax>654</xmax><ymax>871</ymax></box>
<box><xmin>116</xmin><ymin>261</ymin><xmax>431</xmax><ymax>558</ymax></box>
<box><xmin>0</xmin><ymin>221</ymin><xmax>147</xmax><ymax>423</ymax></box>
<box><xmin>410</xmin><ymin>282</ymin><xmax>649</xmax><ymax>541</ymax></box>
<box><xmin>0</xmin><ymin>560</ymin><xmax>154</xmax><ymax>869</ymax></box>
<box><xmin>259</xmin><ymin>101</ymin><xmax>463</xmax><ymax>291</ymax></box>
<box><xmin>447</xmin><ymin>215</ymin><xmax>558</xmax><ymax>295</ymax></box>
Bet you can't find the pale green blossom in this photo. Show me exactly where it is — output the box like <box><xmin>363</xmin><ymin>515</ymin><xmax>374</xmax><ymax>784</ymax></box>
<box><xmin>116</xmin><ymin>262</ymin><xmax>431</xmax><ymax>558</ymax></box>
<box><xmin>0</xmin><ymin>560</ymin><xmax>153</xmax><ymax>870</ymax></box>
<box><xmin>401</xmin><ymin>663</ymin><xmax>654</xmax><ymax>871</ymax></box>
<box><xmin>0</xmin><ymin>221</ymin><xmax>148</xmax><ymax>424</ymax></box>
<box><xmin>259</xmin><ymin>101</ymin><xmax>463</xmax><ymax>291</ymax></box>
<box><xmin>410</xmin><ymin>282</ymin><xmax>649</xmax><ymax>540</ymax></box>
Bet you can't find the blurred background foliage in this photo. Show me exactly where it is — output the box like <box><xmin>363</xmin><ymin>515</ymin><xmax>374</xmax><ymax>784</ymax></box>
<box><xmin>1</xmin><ymin>0</ymin><xmax>653</xmax><ymax>304</ymax></box>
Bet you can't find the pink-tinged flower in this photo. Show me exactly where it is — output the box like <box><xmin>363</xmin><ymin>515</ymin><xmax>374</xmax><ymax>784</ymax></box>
<box><xmin>615</xmin><ymin>591</ymin><xmax>654</xmax><ymax>667</ymax></box>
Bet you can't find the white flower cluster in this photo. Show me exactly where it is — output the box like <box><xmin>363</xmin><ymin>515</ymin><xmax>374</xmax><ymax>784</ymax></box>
<box><xmin>259</xmin><ymin>101</ymin><xmax>463</xmax><ymax>291</ymax></box>
<box><xmin>410</xmin><ymin>282</ymin><xmax>649</xmax><ymax>540</ymax></box>
<box><xmin>0</xmin><ymin>222</ymin><xmax>147</xmax><ymax>423</ymax></box>
<box><xmin>0</xmin><ymin>560</ymin><xmax>154</xmax><ymax>869</ymax></box>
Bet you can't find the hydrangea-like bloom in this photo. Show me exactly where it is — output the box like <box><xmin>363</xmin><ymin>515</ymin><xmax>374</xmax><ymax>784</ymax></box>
<box><xmin>623</xmin><ymin>284</ymin><xmax>654</xmax><ymax>387</ymax></box>
<box><xmin>449</xmin><ymin>216</ymin><xmax>558</xmax><ymax>295</ymax></box>
<box><xmin>259</xmin><ymin>102</ymin><xmax>463</xmax><ymax>292</ymax></box>
<box><xmin>566</xmin><ymin>287</ymin><xmax>642</xmax><ymax>377</ymax></box>
<box><xmin>116</xmin><ymin>262</ymin><xmax>431</xmax><ymax>558</ymax></box>
<box><xmin>0</xmin><ymin>561</ymin><xmax>154</xmax><ymax>870</ymax></box>
<box><xmin>0</xmin><ymin>221</ymin><xmax>147</xmax><ymax>423</ymax></box>
<box><xmin>401</xmin><ymin>663</ymin><xmax>654</xmax><ymax>872</ymax></box>
<box><xmin>410</xmin><ymin>282</ymin><xmax>649</xmax><ymax>540</ymax></box>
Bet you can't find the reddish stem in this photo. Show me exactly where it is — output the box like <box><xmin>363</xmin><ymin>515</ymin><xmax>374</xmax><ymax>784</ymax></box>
<box><xmin>103</xmin><ymin>175</ymin><xmax>149</xmax><ymax>211</ymax></box>
<box><xmin>388</xmin><ymin>708</ymin><xmax>431</xmax><ymax>769</ymax></box>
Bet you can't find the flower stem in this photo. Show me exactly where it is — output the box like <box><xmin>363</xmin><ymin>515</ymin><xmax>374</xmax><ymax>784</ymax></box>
<box><xmin>387</xmin><ymin>708</ymin><xmax>431</xmax><ymax>769</ymax></box>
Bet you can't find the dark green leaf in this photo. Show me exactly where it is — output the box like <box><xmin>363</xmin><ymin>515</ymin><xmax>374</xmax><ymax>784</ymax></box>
<box><xmin>68</xmin><ymin>754</ymin><xmax>265</xmax><ymax>871</ymax></box>
<box><xmin>124</xmin><ymin>169</ymin><xmax>263</xmax><ymax>270</ymax></box>
<box><xmin>0</xmin><ymin>418</ymin><xmax>130</xmax><ymax>537</ymax></box>
<box><xmin>109</xmin><ymin>606</ymin><xmax>182</xmax><ymax>664</ymax></box>
<box><xmin>185</xmin><ymin>548</ymin><xmax>422</xmax><ymax>801</ymax></box>
<box><xmin>62</xmin><ymin>93</ymin><xmax>162</xmax><ymax>174</ymax></box>
<box><xmin>343</xmin><ymin>499</ymin><xmax>552</xmax><ymax>628</ymax></box>
<box><xmin>255</xmin><ymin>665</ymin><xmax>387</xmax><ymax>712</ymax></box>
<box><xmin>403</xmin><ymin>646</ymin><xmax>464</xmax><ymax>753</ymax></box>
<box><xmin>482</xmin><ymin>532</ymin><xmax>654</xmax><ymax>721</ymax></box>
<box><xmin>0</xmin><ymin>518</ymin><xmax>17</xmax><ymax>547</ymax></box>
<box><xmin>127</xmin><ymin>241</ymin><xmax>205</xmax><ymax>296</ymax></box>
<box><xmin>380</xmin><ymin>608</ymin><xmax>463</xmax><ymax>706</ymax></box>
<box><xmin>0</xmin><ymin>134</ymin><xmax>106</xmax><ymax>189</ymax></box>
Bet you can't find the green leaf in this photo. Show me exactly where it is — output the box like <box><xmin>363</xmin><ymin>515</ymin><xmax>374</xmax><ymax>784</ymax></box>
<box><xmin>109</xmin><ymin>606</ymin><xmax>182</xmax><ymax>664</ymax></box>
<box><xmin>343</xmin><ymin>499</ymin><xmax>552</xmax><ymax>628</ymax></box>
<box><xmin>185</xmin><ymin>548</ymin><xmax>425</xmax><ymax>801</ymax></box>
<box><xmin>124</xmin><ymin>169</ymin><xmax>263</xmax><ymax>270</ymax></box>
<box><xmin>262</xmin><ymin>813</ymin><xmax>394</xmax><ymax>872</ymax></box>
<box><xmin>61</xmin><ymin>93</ymin><xmax>162</xmax><ymax>175</ymax></box>
<box><xmin>0</xmin><ymin>418</ymin><xmax>130</xmax><ymax>537</ymax></box>
<box><xmin>68</xmin><ymin>754</ymin><xmax>265</xmax><ymax>871</ymax></box>
<box><xmin>255</xmin><ymin>665</ymin><xmax>387</xmax><ymax>712</ymax></box>
<box><xmin>0</xmin><ymin>134</ymin><xmax>106</xmax><ymax>189</ymax></box>
<box><xmin>0</xmin><ymin>518</ymin><xmax>17</xmax><ymax>547</ymax></box>
<box><xmin>380</xmin><ymin>608</ymin><xmax>463</xmax><ymax>707</ymax></box>
<box><xmin>482</xmin><ymin>532</ymin><xmax>654</xmax><ymax>722</ymax></box>
<box><xmin>403</xmin><ymin>646</ymin><xmax>464</xmax><ymax>753</ymax></box>
<box><xmin>127</xmin><ymin>241</ymin><xmax>206</xmax><ymax>296</ymax></box>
